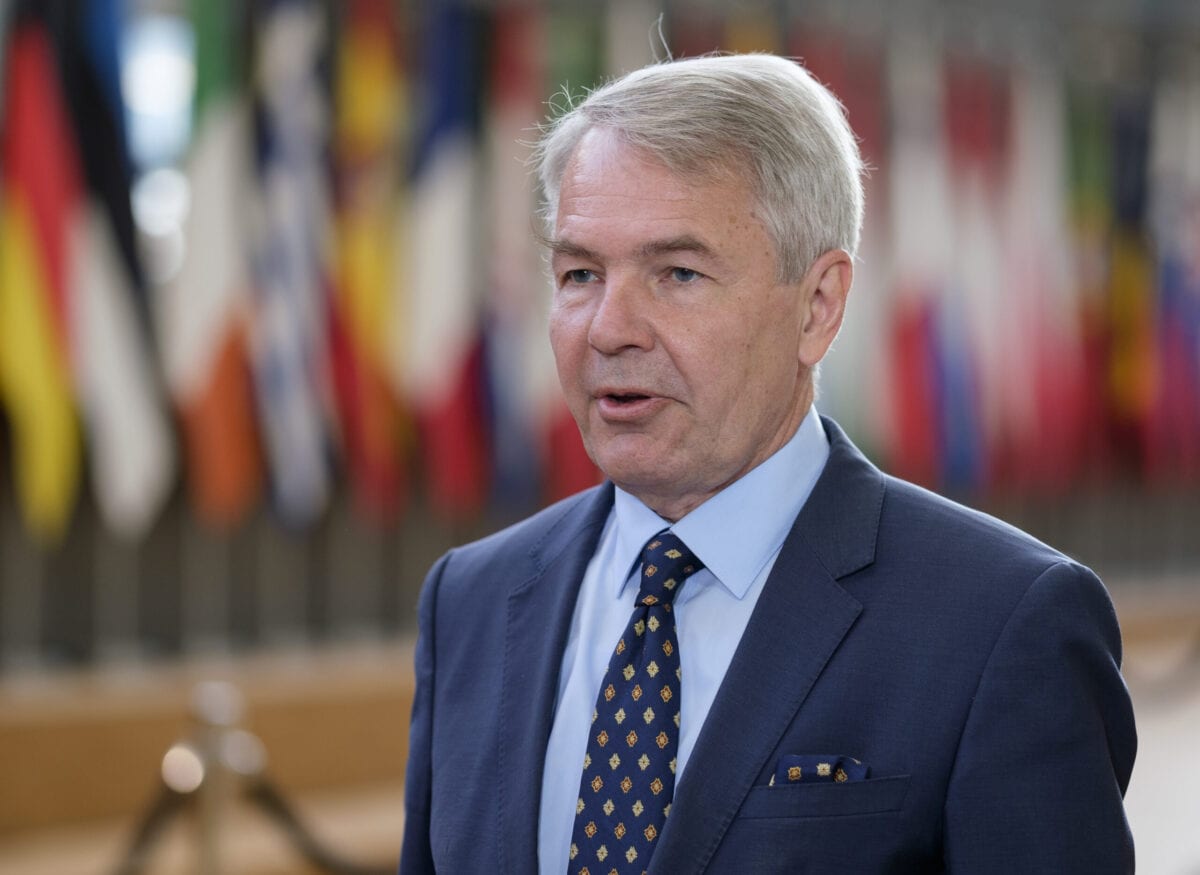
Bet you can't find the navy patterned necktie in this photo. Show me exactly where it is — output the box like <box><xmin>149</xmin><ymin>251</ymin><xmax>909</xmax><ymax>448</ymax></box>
<box><xmin>569</xmin><ymin>531</ymin><xmax>704</xmax><ymax>875</ymax></box>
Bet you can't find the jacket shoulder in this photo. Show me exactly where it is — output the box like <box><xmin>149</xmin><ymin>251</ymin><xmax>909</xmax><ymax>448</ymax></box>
<box><xmin>878</xmin><ymin>474</ymin><xmax>1068</xmax><ymax>573</ymax></box>
<box><xmin>430</xmin><ymin>484</ymin><xmax>612</xmax><ymax>598</ymax></box>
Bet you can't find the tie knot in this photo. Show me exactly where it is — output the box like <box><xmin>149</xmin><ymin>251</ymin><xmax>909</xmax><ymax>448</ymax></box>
<box><xmin>636</xmin><ymin>531</ymin><xmax>704</xmax><ymax>608</ymax></box>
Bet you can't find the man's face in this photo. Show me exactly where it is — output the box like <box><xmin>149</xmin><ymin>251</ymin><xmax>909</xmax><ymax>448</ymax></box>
<box><xmin>548</xmin><ymin>128</ymin><xmax>833</xmax><ymax>520</ymax></box>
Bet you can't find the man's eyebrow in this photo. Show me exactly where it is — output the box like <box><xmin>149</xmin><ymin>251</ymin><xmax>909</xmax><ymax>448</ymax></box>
<box><xmin>634</xmin><ymin>235</ymin><xmax>717</xmax><ymax>261</ymax></box>
<box><xmin>542</xmin><ymin>235</ymin><xmax>718</xmax><ymax>262</ymax></box>
<box><xmin>543</xmin><ymin>237</ymin><xmax>599</xmax><ymax>260</ymax></box>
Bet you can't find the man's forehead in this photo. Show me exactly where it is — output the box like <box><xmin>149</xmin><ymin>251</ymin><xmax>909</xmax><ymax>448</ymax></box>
<box><xmin>561</xmin><ymin>127</ymin><xmax>751</xmax><ymax>206</ymax></box>
<box><xmin>545</xmin><ymin>128</ymin><xmax>774</xmax><ymax>269</ymax></box>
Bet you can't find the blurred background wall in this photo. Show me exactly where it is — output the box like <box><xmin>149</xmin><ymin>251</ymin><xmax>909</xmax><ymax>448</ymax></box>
<box><xmin>0</xmin><ymin>0</ymin><xmax>1198</xmax><ymax>871</ymax></box>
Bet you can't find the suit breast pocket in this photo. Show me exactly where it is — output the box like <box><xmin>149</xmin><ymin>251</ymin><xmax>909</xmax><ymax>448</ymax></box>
<box><xmin>737</xmin><ymin>775</ymin><xmax>911</xmax><ymax>819</ymax></box>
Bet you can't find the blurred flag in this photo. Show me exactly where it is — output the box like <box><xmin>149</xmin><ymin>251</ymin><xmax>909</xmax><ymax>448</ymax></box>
<box><xmin>939</xmin><ymin>57</ymin><xmax>1002</xmax><ymax>492</ymax></box>
<box><xmin>888</xmin><ymin>298</ymin><xmax>941</xmax><ymax>487</ymax></box>
<box><xmin>606</xmin><ymin>0</ymin><xmax>661</xmax><ymax>75</ymax></box>
<box><xmin>1147</xmin><ymin>70</ymin><xmax>1200</xmax><ymax>482</ymax></box>
<box><xmin>482</xmin><ymin>4</ymin><xmax>552</xmax><ymax>511</ymax></box>
<box><xmin>396</xmin><ymin>2</ymin><xmax>490</xmax><ymax>518</ymax></box>
<box><xmin>329</xmin><ymin>0</ymin><xmax>406</xmax><ymax>521</ymax></box>
<box><xmin>55</xmin><ymin>0</ymin><xmax>176</xmax><ymax>537</ymax></box>
<box><xmin>789</xmin><ymin>26</ymin><xmax>889</xmax><ymax>459</ymax></box>
<box><xmin>162</xmin><ymin>0</ymin><xmax>262</xmax><ymax>527</ymax></box>
<box><xmin>663</xmin><ymin>1</ymin><xmax>722</xmax><ymax>57</ymax></box>
<box><xmin>1108</xmin><ymin>92</ymin><xmax>1156</xmax><ymax>470</ymax></box>
<box><xmin>0</xmin><ymin>6</ymin><xmax>10</xmax><ymax>96</ymax></box>
<box><xmin>884</xmin><ymin>36</ymin><xmax>953</xmax><ymax>487</ymax></box>
<box><xmin>0</xmin><ymin>16</ymin><xmax>83</xmax><ymax>540</ymax></box>
<box><xmin>1066</xmin><ymin>83</ymin><xmax>1116</xmax><ymax>476</ymax></box>
<box><xmin>1002</xmin><ymin>59</ymin><xmax>1087</xmax><ymax>492</ymax></box>
<box><xmin>248</xmin><ymin>0</ymin><xmax>335</xmax><ymax>527</ymax></box>
<box><xmin>723</xmin><ymin>5</ymin><xmax>782</xmax><ymax>54</ymax></box>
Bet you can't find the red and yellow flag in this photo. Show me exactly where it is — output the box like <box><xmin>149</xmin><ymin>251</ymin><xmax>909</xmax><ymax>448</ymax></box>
<box><xmin>0</xmin><ymin>21</ymin><xmax>83</xmax><ymax>540</ymax></box>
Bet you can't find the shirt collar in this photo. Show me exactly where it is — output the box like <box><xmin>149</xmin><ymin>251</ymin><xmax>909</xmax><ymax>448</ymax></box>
<box><xmin>610</xmin><ymin>406</ymin><xmax>830</xmax><ymax>600</ymax></box>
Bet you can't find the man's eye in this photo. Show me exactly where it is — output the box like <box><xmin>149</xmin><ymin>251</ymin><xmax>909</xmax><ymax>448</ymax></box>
<box><xmin>563</xmin><ymin>268</ymin><xmax>597</xmax><ymax>285</ymax></box>
<box><xmin>670</xmin><ymin>267</ymin><xmax>701</xmax><ymax>282</ymax></box>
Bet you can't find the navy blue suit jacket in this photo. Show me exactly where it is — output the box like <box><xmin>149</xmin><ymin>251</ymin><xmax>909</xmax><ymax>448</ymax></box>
<box><xmin>400</xmin><ymin>418</ymin><xmax>1136</xmax><ymax>873</ymax></box>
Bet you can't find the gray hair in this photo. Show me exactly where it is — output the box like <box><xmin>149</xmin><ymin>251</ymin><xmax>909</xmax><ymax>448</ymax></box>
<box><xmin>534</xmin><ymin>53</ymin><xmax>865</xmax><ymax>283</ymax></box>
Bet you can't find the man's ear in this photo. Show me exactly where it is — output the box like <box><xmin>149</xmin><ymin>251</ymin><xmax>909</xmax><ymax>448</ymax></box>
<box><xmin>797</xmin><ymin>248</ymin><xmax>853</xmax><ymax>367</ymax></box>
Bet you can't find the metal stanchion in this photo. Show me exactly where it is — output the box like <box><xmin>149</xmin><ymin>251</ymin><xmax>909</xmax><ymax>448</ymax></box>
<box><xmin>111</xmin><ymin>681</ymin><xmax>394</xmax><ymax>875</ymax></box>
<box><xmin>192</xmin><ymin>681</ymin><xmax>243</xmax><ymax>875</ymax></box>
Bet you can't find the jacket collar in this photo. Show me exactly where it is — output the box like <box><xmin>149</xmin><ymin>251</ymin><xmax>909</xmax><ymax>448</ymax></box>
<box><xmin>497</xmin><ymin>483</ymin><xmax>615</xmax><ymax>873</ymax></box>
<box><xmin>650</xmin><ymin>416</ymin><xmax>884</xmax><ymax>873</ymax></box>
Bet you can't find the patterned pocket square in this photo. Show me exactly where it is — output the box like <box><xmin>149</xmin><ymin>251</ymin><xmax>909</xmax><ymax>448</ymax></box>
<box><xmin>769</xmin><ymin>754</ymin><xmax>870</xmax><ymax>786</ymax></box>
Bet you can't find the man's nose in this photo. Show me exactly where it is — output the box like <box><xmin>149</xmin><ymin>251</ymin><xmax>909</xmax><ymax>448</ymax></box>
<box><xmin>587</xmin><ymin>274</ymin><xmax>654</xmax><ymax>355</ymax></box>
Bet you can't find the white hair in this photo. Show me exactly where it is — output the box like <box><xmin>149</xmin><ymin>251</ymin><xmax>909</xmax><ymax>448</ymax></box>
<box><xmin>534</xmin><ymin>53</ymin><xmax>865</xmax><ymax>283</ymax></box>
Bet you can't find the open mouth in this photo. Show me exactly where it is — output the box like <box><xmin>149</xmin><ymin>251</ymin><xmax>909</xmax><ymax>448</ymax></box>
<box><xmin>605</xmin><ymin>392</ymin><xmax>651</xmax><ymax>404</ymax></box>
<box><xmin>595</xmin><ymin>391</ymin><xmax>660</xmax><ymax>419</ymax></box>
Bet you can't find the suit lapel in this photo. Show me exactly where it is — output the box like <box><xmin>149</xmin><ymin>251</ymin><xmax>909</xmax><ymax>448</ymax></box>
<box><xmin>496</xmin><ymin>484</ymin><xmax>614</xmax><ymax>874</ymax></box>
<box><xmin>651</xmin><ymin>418</ymin><xmax>884</xmax><ymax>874</ymax></box>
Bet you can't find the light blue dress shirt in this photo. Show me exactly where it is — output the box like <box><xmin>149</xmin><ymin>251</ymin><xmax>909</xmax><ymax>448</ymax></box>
<box><xmin>537</xmin><ymin>406</ymin><xmax>831</xmax><ymax>872</ymax></box>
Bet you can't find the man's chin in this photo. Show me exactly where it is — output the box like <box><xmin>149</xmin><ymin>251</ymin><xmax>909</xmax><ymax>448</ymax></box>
<box><xmin>588</xmin><ymin>435</ymin><xmax>666</xmax><ymax>480</ymax></box>
<box><xmin>593</xmin><ymin>456</ymin><xmax>692</xmax><ymax>510</ymax></box>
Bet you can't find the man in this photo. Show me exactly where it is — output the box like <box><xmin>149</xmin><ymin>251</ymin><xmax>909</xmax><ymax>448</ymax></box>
<box><xmin>400</xmin><ymin>54</ymin><xmax>1136</xmax><ymax>874</ymax></box>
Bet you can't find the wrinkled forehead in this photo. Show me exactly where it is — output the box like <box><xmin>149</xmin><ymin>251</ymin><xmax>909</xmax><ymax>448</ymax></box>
<box><xmin>547</xmin><ymin>128</ymin><xmax>783</xmax><ymax>281</ymax></box>
<box><xmin>558</xmin><ymin>128</ymin><xmax>756</xmax><ymax>217</ymax></box>
<box><xmin>547</xmin><ymin>124</ymin><xmax>760</xmax><ymax>226</ymax></box>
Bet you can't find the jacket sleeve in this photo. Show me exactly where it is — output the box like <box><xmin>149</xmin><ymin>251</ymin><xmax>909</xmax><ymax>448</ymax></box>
<box><xmin>398</xmin><ymin>551</ymin><xmax>451</xmax><ymax>874</ymax></box>
<box><xmin>943</xmin><ymin>560</ymin><xmax>1137</xmax><ymax>873</ymax></box>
